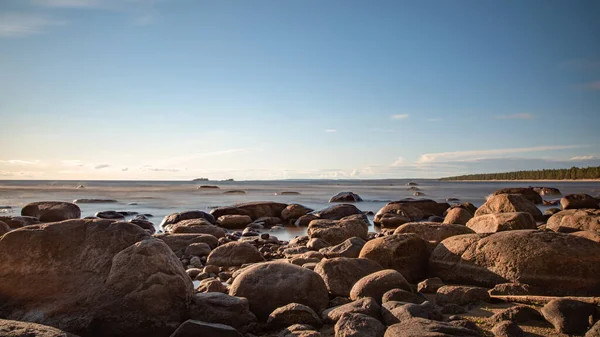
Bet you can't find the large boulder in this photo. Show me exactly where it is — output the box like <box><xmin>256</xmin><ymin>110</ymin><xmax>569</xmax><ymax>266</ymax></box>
<box><xmin>319</xmin><ymin>237</ymin><xmax>366</xmax><ymax>258</ymax></box>
<box><xmin>349</xmin><ymin>269</ymin><xmax>412</xmax><ymax>303</ymax></box>
<box><xmin>0</xmin><ymin>216</ymin><xmax>40</xmax><ymax>229</ymax></box>
<box><xmin>210</xmin><ymin>202</ymin><xmax>288</xmax><ymax>221</ymax></box>
<box><xmin>322</xmin><ymin>297</ymin><xmax>381</xmax><ymax>323</ymax></box>
<box><xmin>492</xmin><ymin>187</ymin><xmax>543</xmax><ymax>204</ymax></box>
<box><xmin>189</xmin><ymin>293</ymin><xmax>256</xmax><ymax>332</ymax></box>
<box><xmin>561</xmin><ymin>194</ymin><xmax>599</xmax><ymax>210</ymax></box>
<box><xmin>0</xmin><ymin>219</ymin><xmax>194</xmax><ymax>337</ymax></box>
<box><xmin>384</xmin><ymin>317</ymin><xmax>480</xmax><ymax>337</ymax></box>
<box><xmin>389</xmin><ymin>199</ymin><xmax>450</xmax><ymax>218</ymax></box>
<box><xmin>206</xmin><ymin>242</ymin><xmax>265</xmax><ymax>267</ymax></box>
<box><xmin>21</xmin><ymin>201</ymin><xmax>80</xmax><ymax>222</ymax></box>
<box><xmin>160</xmin><ymin>210</ymin><xmax>216</xmax><ymax>228</ymax></box>
<box><xmin>443</xmin><ymin>207</ymin><xmax>473</xmax><ymax>225</ymax></box>
<box><xmin>374</xmin><ymin>203</ymin><xmax>424</xmax><ymax>225</ymax></box>
<box><xmin>429</xmin><ymin>230</ymin><xmax>600</xmax><ymax>296</ymax></box>
<box><xmin>229</xmin><ymin>261</ymin><xmax>328</xmax><ymax>321</ymax></box>
<box><xmin>0</xmin><ymin>221</ymin><xmax>9</xmax><ymax>236</ymax></box>
<box><xmin>0</xmin><ymin>319</ymin><xmax>79</xmax><ymax>337</ymax></box>
<box><xmin>314</xmin><ymin>258</ymin><xmax>383</xmax><ymax>297</ymax></box>
<box><xmin>281</xmin><ymin>204</ymin><xmax>313</xmax><ymax>222</ymax></box>
<box><xmin>359</xmin><ymin>234</ymin><xmax>429</xmax><ymax>283</ymax></box>
<box><xmin>329</xmin><ymin>192</ymin><xmax>363</xmax><ymax>203</ymax></box>
<box><xmin>541</xmin><ymin>299</ymin><xmax>599</xmax><ymax>335</ymax></box>
<box><xmin>474</xmin><ymin>194</ymin><xmax>543</xmax><ymax>221</ymax></box>
<box><xmin>266</xmin><ymin>303</ymin><xmax>322</xmax><ymax>330</ymax></box>
<box><xmin>466</xmin><ymin>212</ymin><xmax>537</xmax><ymax>233</ymax></box>
<box><xmin>167</xmin><ymin>219</ymin><xmax>227</xmax><ymax>238</ymax></box>
<box><xmin>312</xmin><ymin>204</ymin><xmax>366</xmax><ymax>221</ymax></box>
<box><xmin>547</xmin><ymin>209</ymin><xmax>600</xmax><ymax>232</ymax></box>
<box><xmin>334</xmin><ymin>312</ymin><xmax>385</xmax><ymax>337</ymax></box>
<box><xmin>307</xmin><ymin>215</ymin><xmax>369</xmax><ymax>245</ymax></box>
<box><xmin>393</xmin><ymin>223</ymin><xmax>474</xmax><ymax>247</ymax></box>
<box><xmin>154</xmin><ymin>233</ymin><xmax>218</xmax><ymax>257</ymax></box>
<box><xmin>217</xmin><ymin>215</ymin><xmax>252</xmax><ymax>229</ymax></box>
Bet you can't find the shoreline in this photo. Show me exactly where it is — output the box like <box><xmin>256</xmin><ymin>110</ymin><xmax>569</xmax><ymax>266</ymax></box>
<box><xmin>441</xmin><ymin>179</ymin><xmax>600</xmax><ymax>182</ymax></box>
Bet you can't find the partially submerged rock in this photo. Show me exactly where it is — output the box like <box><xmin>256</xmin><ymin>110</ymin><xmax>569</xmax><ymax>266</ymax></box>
<box><xmin>329</xmin><ymin>192</ymin><xmax>363</xmax><ymax>203</ymax></box>
<box><xmin>561</xmin><ymin>193</ymin><xmax>599</xmax><ymax>210</ymax></box>
<box><xmin>21</xmin><ymin>201</ymin><xmax>80</xmax><ymax>222</ymax></box>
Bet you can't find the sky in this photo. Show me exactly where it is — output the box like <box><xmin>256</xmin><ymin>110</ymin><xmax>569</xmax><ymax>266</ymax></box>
<box><xmin>0</xmin><ymin>0</ymin><xmax>599</xmax><ymax>180</ymax></box>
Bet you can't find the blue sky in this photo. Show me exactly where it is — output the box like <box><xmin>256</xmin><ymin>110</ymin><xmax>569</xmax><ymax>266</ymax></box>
<box><xmin>1</xmin><ymin>0</ymin><xmax>599</xmax><ymax>180</ymax></box>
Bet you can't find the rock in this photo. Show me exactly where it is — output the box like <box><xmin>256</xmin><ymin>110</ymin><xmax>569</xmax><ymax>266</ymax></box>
<box><xmin>0</xmin><ymin>319</ymin><xmax>80</xmax><ymax>337</ymax></box>
<box><xmin>217</xmin><ymin>215</ymin><xmax>253</xmax><ymax>229</ymax></box>
<box><xmin>307</xmin><ymin>238</ymin><xmax>330</xmax><ymax>250</ymax></box>
<box><xmin>161</xmin><ymin>210</ymin><xmax>216</xmax><ymax>228</ymax></box>
<box><xmin>267</xmin><ymin>303</ymin><xmax>322</xmax><ymax>330</ymax></box>
<box><xmin>154</xmin><ymin>233</ymin><xmax>219</xmax><ymax>257</ymax></box>
<box><xmin>406</xmin><ymin>182</ymin><xmax>418</xmax><ymax>186</ymax></box>
<box><xmin>547</xmin><ymin>209</ymin><xmax>600</xmax><ymax>232</ymax></box>
<box><xmin>0</xmin><ymin>219</ymin><xmax>193</xmax><ymax>337</ymax></box>
<box><xmin>190</xmin><ymin>292</ymin><xmax>257</xmax><ymax>331</ymax></box>
<box><xmin>435</xmin><ymin>285</ymin><xmax>490</xmax><ymax>306</ymax></box>
<box><xmin>277</xmin><ymin>191</ymin><xmax>300</xmax><ymax>195</ymax></box>
<box><xmin>359</xmin><ymin>234</ymin><xmax>429</xmax><ymax>283</ymax></box>
<box><xmin>229</xmin><ymin>261</ymin><xmax>329</xmax><ymax>321</ymax></box>
<box><xmin>206</xmin><ymin>241</ymin><xmax>264</xmax><ymax>267</ymax></box>
<box><xmin>329</xmin><ymin>192</ymin><xmax>363</xmax><ymax>203</ymax></box>
<box><xmin>374</xmin><ymin>203</ymin><xmax>424</xmax><ymax>225</ymax></box>
<box><xmin>413</xmin><ymin>192</ymin><xmax>425</xmax><ymax>196</ymax></box>
<box><xmin>211</xmin><ymin>201</ymin><xmax>288</xmax><ymax>221</ymax></box>
<box><xmin>254</xmin><ymin>216</ymin><xmax>283</xmax><ymax>227</ymax></box>
<box><xmin>428</xmin><ymin>215</ymin><xmax>444</xmax><ymax>222</ymax></box>
<box><xmin>381</xmin><ymin>301</ymin><xmax>441</xmax><ymax>325</ymax></box>
<box><xmin>295</xmin><ymin>214</ymin><xmax>319</xmax><ymax>226</ymax></box>
<box><xmin>492</xmin><ymin>187</ymin><xmax>543</xmax><ymax>204</ymax></box>
<box><xmin>561</xmin><ymin>194</ymin><xmax>599</xmax><ymax>210</ymax></box>
<box><xmin>322</xmin><ymin>297</ymin><xmax>382</xmax><ymax>323</ymax></box>
<box><xmin>169</xmin><ymin>320</ymin><xmax>243</xmax><ymax>337</ymax></box>
<box><xmin>572</xmin><ymin>230</ymin><xmax>600</xmax><ymax>243</ymax></box>
<box><xmin>429</xmin><ymin>230</ymin><xmax>600</xmax><ymax>296</ymax></box>
<box><xmin>488</xmin><ymin>283</ymin><xmax>533</xmax><ymax>296</ymax></box>
<box><xmin>587</xmin><ymin>320</ymin><xmax>600</xmax><ymax>337</ymax></box>
<box><xmin>334</xmin><ymin>312</ymin><xmax>385</xmax><ymax>337</ymax></box>
<box><xmin>95</xmin><ymin>210</ymin><xmax>125</xmax><ymax>219</ymax></box>
<box><xmin>223</xmin><ymin>190</ymin><xmax>246</xmax><ymax>194</ymax></box>
<box><xmin>541</xmin><ymin>299</ymin><xmax>599</xmax><ymax>334</ymax></box>
<box><xmin>319</xmin><ymin>237</ymin><xmax>366</xmax><ymax>258</ymax></box>
<box><xmin>73</xmin><ymin>198</ymin><xmax>118</xmax><ymax>204</ymax></box>
<box><xmin>490</xmin><ymin>305</ymin><xmax>543</xmax><ymax>323</ymax></box>
<box><xmin>466</xmin><ymin>212</ymin><xmax>537</xmax><ymax>233</ymax></box>
<box><xmin>447</xmin><ymin>202</ymin><xmax>478</xmax><ymax>216</ymax></box>
<box><xmin>167</xmin><ymin>219</ymin><xmax>227</xmax><ymax>238</ymax></box>
<box><xmin>196</xmin><ymin>278</ymin><xmax>228</xmax><ymax>293</ymax></box>
<box><xmin>282</xmin><ymin>204</ymin><xmax>314</xmax><ymax>222</ymax></box>
<box><xmin>314</xmin><ymin>257</ymin><xmax>383</xmax><ymax>297</ymax></box>
<box><xmin>393</xmin><ymin>223</ymin><xmax>474</xmax><ymax>247</ymax></box>
<box><xmin>417</xmin><ymin>277</ymin><xmax>444</xmax><ymax>293</ymax></box>
<box><xmin>374</xmin><ymin>213</ymin><xmax>411</xmax><ymax>228</ymax></box>
<box><xmin>393</xmin><ymin>199</ymin><xmax>451</xmax><ymax>218</ymax></box>
<box><xmin>382</xmin><ymin>289</ymin><xmax>426</xmax><ymax>304</ymax></box>
<box><xmin>441</xmin><ymin>304</ymin><xmax>467</xmax><ymax>315</ymax></box>
<box><xmin>349</xmin><ymin>269</ymin><xmax>412</xmax><ymax>303</ymax></box>
<box><xmin>184</xmin><ymin>242</ymin><xmax>212</xmax><ymax>257</ymax></box>
<box><xmin>312</xmin><ymin>204</ymin><xmax>367</xmax><ymax>221</ymax></box>
<box><xmin>491</xmin><ymin>321</ymin><xmax>525</xmax><ymax>337</ymax></box>
<box><xmin>0</xmin><ymin>221</ymin><xmax>9</xmax><ymax>235</ymax></box>
<box><xmin>307</xmin><ymin>215</ymin><xmax>369</xmax><ymax>245</ymax></box>
<box><xmin>0</xmin><ymin>216</ymin><xmax>40</xmax><ymax>229</ymax></box>
<box><xmin>384</xmin><ymin>317</ymin><xmax>480</xmax><ymax>337</ymax></box>
<box><xmin>278</xmin><ymin>325</ymin><xmax>322</xmax><ymax>337</ymax></box>
<box><xmin>474</xmin><ymin>194</ymin><xmax>543</xmax><ymax>221</ymax></box>
<box><xmin>533</xmin><ymin>187</ymin><xmax>561</xmax><ymax>196</ymax></box>
<box><xmin>21</xmin><ymin>201</ymin><xmax>81</xmax><ymax>222</ymax></box>
<box><xmin>128</xmin><ymin>218</ymin><xmax>156</xmax><ymax>234</ymax></box>
<box><xmin>198</xmin><ymin>185</ymin><xmax>220</xmax><ymax>189</ymax></box>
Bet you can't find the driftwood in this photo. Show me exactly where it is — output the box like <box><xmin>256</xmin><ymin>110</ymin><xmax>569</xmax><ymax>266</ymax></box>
<box><xmin>491</xmin><ymin>295</ymin><xmax>600</xmax><ymax>306</ymax></box>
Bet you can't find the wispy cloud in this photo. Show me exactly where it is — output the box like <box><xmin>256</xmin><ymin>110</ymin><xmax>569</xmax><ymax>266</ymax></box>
<box><xmin>325</xmin><ymin>129</ymin><xmax>337</xmax><ymax>133</ymax></box>
<box><xmin>570</xmin><ymin>155</ymin><xmax>598</xmax><ymax>161</ymax></box>
<box><xmin>140</xmin><ymin>165</ymin><xmax>183</xmax><ymax>172</ymax></box>
<box><xmin>94</xmin><ymin>164</ymin><xmax>110</xmax><ymax>169</ymax></box>
<box><xmin>391</xmin><ymin>157</ymin><xmax>404</xmax><ymax>167</ymax></box>
<box><xmin>0</xmin><ymin>13</ymin><xmax>66</xmax><ymax>38</ymax></box>
<box><xmin>391</xmin><ymin>114</ymin><xmax>409</xmax><ymax>120</ymax></box>
<box><xmin>0</xmin><ymin>159</ymin><xmax>41</xmax><ymax>165</ymax></box>
<box><xmin>417</xmin><ymin>145</ymin><xmax>586</xmax><ymax>164</ymax></box>
<box><xmin>494</xmin><ymin>113</ymin><xmax>535</xmax><ymax>120</ymax></box>
<box><xmin>426</xmin><ymin>118</ymin><xmax>442</xmax><ymax>122</ymax></box>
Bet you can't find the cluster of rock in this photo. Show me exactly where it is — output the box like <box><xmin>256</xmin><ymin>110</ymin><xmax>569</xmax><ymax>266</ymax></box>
<box><xmin>0</xmin><ymin>186</ymin><xmax>599</xmax><ymax>337</ymax></box>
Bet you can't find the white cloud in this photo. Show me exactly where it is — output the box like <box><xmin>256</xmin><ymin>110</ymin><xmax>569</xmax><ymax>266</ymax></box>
<box><xmin>0</xmin><ymin>160</ymin><xmax>40</xmax><ymax>165</ymax></box>
<box><xmin>417</xmin><ymin>145</ymin><xmax>586</xmax><ymax>164</ymax></box>
<box><xmin>0</xmin><ymin>13</ymin><xmax>66</xmax><ymax>38</ymax></box>
<box><xmin>391</xmin><ymin>157</ymin><xmax>404</xmax><ymax>167</ymax></box>
<box><xmin>426</xmin><ymin>118</ymin><xmax>442</xmax><ymax>122</ymax></box>
<box><xmin>494</xmin><ymin>113</ymin><xmax>535</xmax><ymax>120</ymax></box>
<box><xmin>570</xmin><ymin>155</ymin><xmax>598</xmax><ymax>161</ymax></box>
<box><xmin>94</xmin><ymin>164</ymin><xmax>110</xmax><ymax>169</ymax></box>
<box><xmin>391</xmin><ymin>114</ymin><xmax>409</xmax><ymax>120</ymax></box>
<box><xmin>121</xmin><ymin>167</ymin><xmax>129</xmax><ymax>171</ymax></box>
<box><xmin>325</xmin><ymin>129</ymin><xmax>337</xmax><ymax>133</ymax></box>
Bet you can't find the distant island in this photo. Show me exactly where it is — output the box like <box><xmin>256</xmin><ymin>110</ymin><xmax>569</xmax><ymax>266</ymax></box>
<box><xmin>440</xmin><ymin>166</ymin><xmax>600</xmax><ymax>181</ymax></box>
<box><xmin>192</xmin><ymin>178</ymin><xmax>209</xmax><ymax>181</ymax></box>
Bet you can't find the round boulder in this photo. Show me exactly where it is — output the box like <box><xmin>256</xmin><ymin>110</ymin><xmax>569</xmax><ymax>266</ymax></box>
<box><xmin>546</xmin><ymin>209</ymin><xmax>600</xmax><ymax>232</ymax></box>
<box><xmin>349</xmin><ymin>269</ymin><xmax>412</xmax><ymax>303</ymax></box>
<box><xmin>312</xmin><ymin>204</ymin><xmax>365</xmax><ymax>221</ymax></box>
<box><xmin>393</xmin><ymin>222</ymin><xmax>474</xmax><ymax>247</ymax></box>
<box><xmin>329</xmin><ymin>192</ymin><xmax>363</xmax><ymax>203</ymax></box>
<box><xmin>21</xmin><ymin>201</ymin><xmax>81</xmax><ymax>222</ymax></box>
<box><xmin>466</xmin><ymin>212</ymin><xmax>537</xmax><ymax>233</ymax></box>
<box><xmin>443</xmin><ymin>207</ymin><xmax>473</xmax><ymax>225</ymax></box>
<box><xmin>206</xmin><ymin>242</ymin><xmax>265</xmax><ymax>267</ymax></box>
<box><xmin>314</xmin><ymin>258</ymin><xmax>383</xmax><ymax>297</ymax></box>
<box><xmin>217</xmin><ymin>215</ymin><xmax>253</xmax><ymax>229</ymax></box>
<box><xmin>492</xmin><ymin>187</ymin><xmax>543</xmax><ymax>204</ymax></box>
<box><xmin>474</xmin><ymin>194</ymin><xmax>543</xmax><ymax>221</ymax></box>
<box><xmin>307</xmin><ymin>215</ymin><xmax>369</xmax><ymax>245</ymax></box>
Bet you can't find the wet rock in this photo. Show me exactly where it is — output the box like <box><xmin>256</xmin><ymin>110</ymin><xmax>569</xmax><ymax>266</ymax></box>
<box><xmin>322</xmin><ymin>297</ymin><xmax>381</xmax><ymax>323</ymax></box>
<box><xmin>95</xmin><ymin>210</ymin><xmax>125</xmax><ymax>219</ymax></box>
<box><xmin>541</xmin><ymin>299</ymin><xmax>599</xmax><ymax>334</ymax></box>
<box><xmin>547</xmin><ymin>209</ymin><xmax>600</xmax><ymax>232</ymax></box>
<box><xmin>307</xmin><ymin>215</ymin><xmax>369</xmax><ymax>245</ymax></box>
<box><xmin>128</xmin><ymin>218</ymin><xmax>156</xmax><ymax>234</ymax></box>
<box><xmin>382</xmin><ymin>288</ymin><xmax>426</xmax><ymax>304</ymax></box>
<box><xmin>21</xmin><ymin>201</ymin><xmax>81</xmax><ymax>222</ymax></box>
<box><xmin>314</xmin><ymin>257</ymin><xmax>383</xmax><ymax>297</ymax></box>
<box><xmin>295</xmin><ymin>214</ymin><xmax>319</xmax><ymax>227</ymax></box>
<box><xmin>190</xmin><ymin>292</ymin><xmax>257</xmax><ymax>331</ymax></box>
<box><xmin>474</xmin><ymin>194</ymin><xmax>543</xmax><ymax>221</ymax></box>
<box><xmin>267</xmin><ymin>303</ymin><xmax>322</xmax><ymax>330</ymax></box>
<box><xmin>374</xmin><ymin>203</ymin><xmax>424</xmax><ymax>225</ymax></box>
<box><xmin>198</xmin><ymin>185</ymin><xmax>220</xmax><ymax>189</ymax></box>
<box><xmin>561</xmin><ymin>193</ymin><xmax>599</xmax><ymax>210</ymax></box>
<box><xmin>533</xmin><ymin>187</ymin><xmax>561</xmax><ymax>196</ymax></box>
<box><xmin>160</xmin><ymin>210</ymin><xmax>216</xmax><ymax>227</ymax></box>
<box><xmin>217</xmin><ymin>215</ymin><xmax>253</xmax><ymax>229</ymax></box>
<box><xmin>491</xmin><ymin>320</ymin><xmax>525</xmax><ymax>337</ymax></box>
<box><xmin>384</xmin><ymin>317</ymin><xmax>480</xmax><ymax>337</ymax></box>
<box><xmin>394</xmin><ymin>223</ymin><xmax>474</xmax><ymax>247</ymax></box>
<box><xmin>312</xmin><ymin>204</ymin><xmax>366</xmax><ymax>221</ymax></box>
<box><xmin>417</xmin><ymin>277</ymin><xmax>444</xmax><ymax>293</ymax></box>
<box><xmin>319</xmin><ymin>237</ymin><xmax>366</xmax><ymax>258</ymax></box>
<box><xmin>435</xmin><ymin>285</ymin><xmax>490</xmax><ymax>306</ymax></box>
<box><xmin>492</xmin><ymin>187</ymin><xmax>543</xmax><ymax>204</ymax></box>
<box><xmin>334</xmin><ymin>312</ymin><xmax>385</xmax><ymax>337</ymax></box>
<box><xmin>223</xmin><ymin>190</ymin><xmax>246</xmax><ymax>194</ymax></box>
<box><xmin>466</xmin><ymin>212</ymin><xmax>537</xmax><ymax>233</ymax></box>
<box><xmin>329</xmin><ymin>192</ymin><xmax>363</xmax><ymax>203</ymax></box>
<box><xmin>350</xmin><ymin>269</ymin><xmax>412</xmax><ymax>303</ymax></box>
<box><xmin>0</xmin><ymin>319</ymin><xmax>79</xmax><ymax>337</ymax></box>
<box><xmin>169</xmin><ymin>320</ymin><xmax>243</xmax><ymax>337</ymax></box>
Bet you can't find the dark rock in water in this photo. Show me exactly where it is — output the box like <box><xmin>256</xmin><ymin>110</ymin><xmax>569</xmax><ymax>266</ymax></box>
<box><xmin>561</xmin><ymin>193</ymin><xmax>599</xmax><ymax>210</ymax></box>
<box><xmin>0</xmin><ymin>318</ymin><xmax>80</xmax><ymax>337</ymax></box>
<box><xmin>312</xmin><ymin>204</ymin><xmax>366</xmax><ymax>221</ymax></box>
<box><xmin>406</xmin><ymin>182</ymin><xmax>419</xmax><ymax>186</ymax></box>
<box><xmin>129</xmin><ymin>218</ymin><xmax>156</xmax><ymax>234</ymax></box>
<box><xmin>492</xmin><ymin>187</ymin><xmax>543</xmax><ymax>204</ymax></box>
<box><xmin>314</xmin><ymin>257</ymin><xmax>383</xmax><ymax>297</ymax></box>
<box><xmin>229</xmin><ymin>261</ymin><xmax>329</xmax><ymax>321</ymax></box>
<box><xmin>161</xmin><ymin>210</ymin><xmax>216</xmax><ymax>227</ymax></box>
<box><xmin>21</xmin><ymin>201</ymin><xmax>80</xmax><ymax>222</ymax></box>
<box><xmin>73</xmin><ymin>199</ymin><xmax>118</xmax><ymax>204</ymax></box>
<box><xmin>0</xmin><ymin>206</ymin><xmax>11</xmax><ymax>210</ymax></box>
<box><xmin>466</xmin><ymin>212</ymin><xmax>537</xmax><ymax>233</ymax></box>
<box><xmin>363</xmin><ymin>210</ymin><xmax>375</xmax><ymax>216</ymax></box>
<box><xmin>307</xmin><ymin>215</ymin><xmax>369</xmax><ymax>245</ymax></box>
<box><xmin>533</xmin><ymin>187</ymin><xmax>561</xmax><ymax>196</ymax></box>
<box><xmin>76</xmin><ymin>185</ymin><xmax>85</xmax><ymax>189</ymax></box>
<box><xmin>492</xmin><ymin>321</ymin><xmax>525</xmax><ymax>337</ymax></box>
<box><xmin>541</xmin><ymin>299</ymin><xmax>599</xmax><ymax>335</ymax></box>
<box><xmin>0</xmin><ymin>216</ymin><xmax>40</xmax><ymax>229</ymax></box>
<box><xmin>277</xmin><ymin>191</ymin><xmax>301</xmax><ymax>195</ymax></box>
<box><xmin>267</xmin><ymin>303</ymin><xmax>322</xmax><ymax>330</ymax></box>
<box><xmin>211</xmin><ymin>202</ymin><xmax>288</xmax><ymax>221</ymax></box>
<box><xmin>133</xmin><ymin>214</ymin><xmax>148</xmax><ymax>221</ymax></box>
<box><xmin>334</xmin><ymin>312</ymin><xmax>385</xmax><ymax>337</ymax></box>
<box><xmin>546</xmin><ymin>209</ymin><xmax>600</xmax><ymax>232</ymax></box>
<box><xmin>429</xmin><ymin>230</ymin><xmax>600</xmax><ymax>296</ymax></box>
<box><xmin>95</xmin><ymin>210</ymin><xmax>125</xmax><ymax>219</ymax></box>
<box><xmin>198</xmin><ymin>185</ymin><xmax>220</xmax><ymax>189</ymax></box>
<box><xmin>223</xmin><ymin>190</ymin><xmax>246</xmax><ymax>195</ymax></box>
<box><xmin>116</xmin><ymin>211</ymin><xmax>138</xmax><ymax>216</ymax></box>
<box><xmin>189</xmin><ymin>293</ymin><xmax>257</xmax><ymax>332</ymax></box>
<box><xmin>408</xmin><ymin>186</ymin><xmax>420</xmax><ymax>191</ymax></box>
<box><xmin>0</xmin><ymin>219</ymin><xmax>193</xmax><ymax>337</ymax></box>
<box><xmin>475</xmin><ymin>194</ymin><xmax>543</xmax><ymax>221</ymax></box>
<box><xmin>169</xmin><ymin>320</ymin><xmax>243</xmax><ymax>337</ymax></box>
<box><xmin>385</xmin><ymin>317</ymin><xmax>480</xmax><ymax>337</ymax></box>
<box><xmin>447</xmin><ymin>198</ymin><xmax>460</xmax><ymax>202</ymax></box>
<box><xmin>295</xmin><ymin>214</ymin><xmax>319</xmax><ymax>227</ymax></box>
<box><xmin>329</xmin><ymin>192</ymin><xmax>363</xmax><ymax>203</ymax></box>
<box><xmin>281</xmin><ymin>204</ymin><xmax>313</xmax><ymax>222</ymax></box>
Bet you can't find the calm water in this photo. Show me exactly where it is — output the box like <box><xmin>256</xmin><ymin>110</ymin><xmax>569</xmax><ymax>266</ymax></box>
<box><xmin>1</xmin><ymin>179</ymin><xmax>599</xmax><ymax>240</ymax></box>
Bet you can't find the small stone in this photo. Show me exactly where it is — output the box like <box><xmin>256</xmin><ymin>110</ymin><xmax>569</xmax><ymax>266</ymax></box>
<box><xmin>491</xmin><ymin>320</ymin><xmax>525</xmax><ymax>337</ymax></box>
<box><xmin>417</xmin><ymin>277</ymin><xmax>444</xmax><ymax>293</ymax></box>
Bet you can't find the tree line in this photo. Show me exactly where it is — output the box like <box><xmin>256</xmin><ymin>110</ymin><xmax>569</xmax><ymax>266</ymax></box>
<box><xmin>440</xmin><ymin>166</ymin><xmax>600</xmax><ymax>181</ymax></box>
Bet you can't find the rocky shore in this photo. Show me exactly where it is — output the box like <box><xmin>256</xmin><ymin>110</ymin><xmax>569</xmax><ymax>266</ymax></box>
<box><xmin>1</xmin><ymin>187</ymin><xmax>600</xmax><ymax>337</ymax></box>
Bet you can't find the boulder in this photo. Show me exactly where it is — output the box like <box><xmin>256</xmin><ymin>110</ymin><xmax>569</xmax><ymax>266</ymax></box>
<box><xmin>561</xmin><ymin>194</ymin><xmax>599</xmax><ymax>210</ymax></box>
<box><xmin>0</xmin><ymin>219</ymin><xmax>193</xmax><ymax>337</ymax></box>
<box><xmin>587</xmin><ymin>320</ymin><xmax>600</xmax><ymax>337</ymax></box>
<box><xmin>0</xmin><ymin>221</ymin><xmax>9</xmax><ymax>235</ymax></box>
<box><xmin>359</xmin><ymin>234</ymin><xmax>429</xmax><ymax>283</ymax></box>
<box><xmin>281</xmin><ymin>204</ymin><xmax>314</xmax><ymax>222</ymax></box>
<box><xmin>21</xmin><ymin>201</ymin><xmax>80</xmax><ymax>222</ymax></box>
<box><xmin>95</xmin><ymin>210</ymin><xmax>125</xmax><ymax>219</ymax></box>
<box><xmin>382</xmin><ymin>289</ymin><xmax>426</xmax><ymax>304</ymax></box>
<box><xmin>429</xmin><ymin>230</ymin><xmax>600</xmax><ymax>296</ymax></box>
<box><xmin>446</xmin><ymin>202</ymin><xmax>478</xmax><ymax>216</ymax></box>
<box><xmin>491</xmin><ymin>321</ymin><xmax>525</xmax><ymax>337</ymax></box>
<box><xmin>154</xmin><ymin>233</ymin><xmax>219</xmax><ymax>257</ymax></box>
<box><xmin>391</xmin><ymin>199</ymin><xmax>451</xmax><ymax>218</ymax></box>
<box><xmin>443</xmin><ymin>208</ymin><xmax>473</xmax><ymax>225</ymax></box>
<box><xmin>475</xmin><ymin>194</ymin><xmax>543</xmax><ymax>221</ymax></box>
<box><xmin>532</xmin><ymin>187</ymin><xmax>561</xmax><ymax>196</ymax></box>
<box><xmin>0</xmin><ymin>319</ymin><xmax>79</xmax><ymax>337</ymax></box>
<box><xmin>374</xmin><ymin>213</ymin><xmax>411</xmax><ymax>228</ymax></box>
<box><xmin>295</xmin><ymin>214</ymin><xmax>319</xmax><ymax>227</ymax></box>
<box><xmin>167</xmin><ymin>219</ymin><xmax>227</xmax><ymax>238</ymax></box>
<box><xmin>492</xmin><ymin>187</ymin><xmax>543</xmax><ymax>204</ymax></box>
<box><xmin>312</xmin><ymin>204</ymin><xmax>366</xmax><ymax>221</ymax></box>
<box><xmin>417</xmin><ymin>277</ymin><xmax>444</xmax><ymax>293</ymax></box>
<box><xmin>160</xmin><ymin>210</ymin><xmax>216</xmax><ymax>228</ymax></box>
<box><xmin>435</xmin><ymin>285</ymin><xmax>490</xmax><ymax>306</ymax></box>
<box><xmin>267</xmin><ymin>303</ymin><xmax>322</xmax><ymax>330</ymax></box>
<box><xmin>184</xmin><ymin>242</ymin><xmax>212</xmax><ymax>257</ymax></box>
<box><xmin>571</xmin><ymin>230</ymin><xmax>600</xmax><ymax>243</ymax></box>
<box><xmin>334</xmin><ymin>313</ymin><xmax>385</xmax><ymax>337</ymax></box>
<box><xmin>381</xmin><ymin>301</ymin><xmax>441</xmax><ymax>325</ymax></box>
<box><xmin>490</xmin><ymin>305</ymin><xmax>543</xmax><ymax>323</ymax></box>
<box><xmin>466</xmin><ymin>212</ymin><xmax>537</xmax><ymax>233</ymax></box>
<box><xmin>169</xmin><ymin>320</ymin><xmax>243</xmax><ymax>337</ymax></box>
<box><xmin>384</xmin><ymin>317</ymin><xmax>480</xmax><ymax>337</ymax></box>
<box><xmin>319</xmin><ymin>237</ymin><xmax>366</xmax><ymax>258</ymax></box>
<box><xmin>206</xmin><ymin>242</ymin><xmax>265</xmax><ymax>267</ymax></box>
<box><xmin>349</xmin><ymin>269</ymin><xmax>412</xmax><ymax>303</ymax></box>
<box><xmin>393</xmin><ymin>223</ymin><xmax>474</xmax><ymax>247</ymax></box>
<box><xmin>541</xmin><ymin>299</ymin><xmax>599</xmax><ymax>335</ymax></box>
<box><xmin>374</xmin><ymin>203</ymin><xmax>424</xmax><ymax>224</ymax></box>
<box><xmin>196</xmin><ymin>279</ymin><xmax>228</xmax><ymax>294</ymax></box>
<box><xmin>189</xmin><ymin>292</ymin><xmax>257</xmax><ymax>331</ymax></box>
<box><xmin>546</xmin><ymin>209</ymin><xmax>600</xmax><ymax>232</ymax></box>
<box><xmin>314</xmin><ymin>258</ymin><xmax>383</xmax><ymax>297</ymax></box>
<box><xmin>307</xmin><ymin>238</ymin><xmax>330</xmax><ymax>250</ymax></box>
<box><xmin>322</xmin><ymin>297</ymin><xmax>381</xmax><ymax>323</ymax></box>
<box><xmin>0</xmin><ymin>216</ymin><xmax>40</xmax><ymax>229</ymax></box>
<box><xmin>217</xmin><ymin>215</ymin><xmax>253</xmax><ymax>229</ymax></box>
<box><xmin>329</xmin><ymin>192</ymin><xmax>363</xmax><ymax>203</ymax></box>
<box><xmin>128</xmin><ymin>218</ymin><xmax>156</xmax><ymax>234</ymax></box>
<box><xmin>73</xmin><ymin>199</ymin><xmax>118</xmax><ymax>204</ymax></box>
<box><xmin>210</xmin><ymin>201</ymin><xmax>288</xmax><ymax>220</ymax></box>
<box><xmin>307</xmin><ymin>215</ymin><xmax>368</xmax><ymax>245</ymax></box>
<box><xmin>229</xmin><ymin>261</ymin><xmax>328</xmax><ymax>321</ymax></box>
